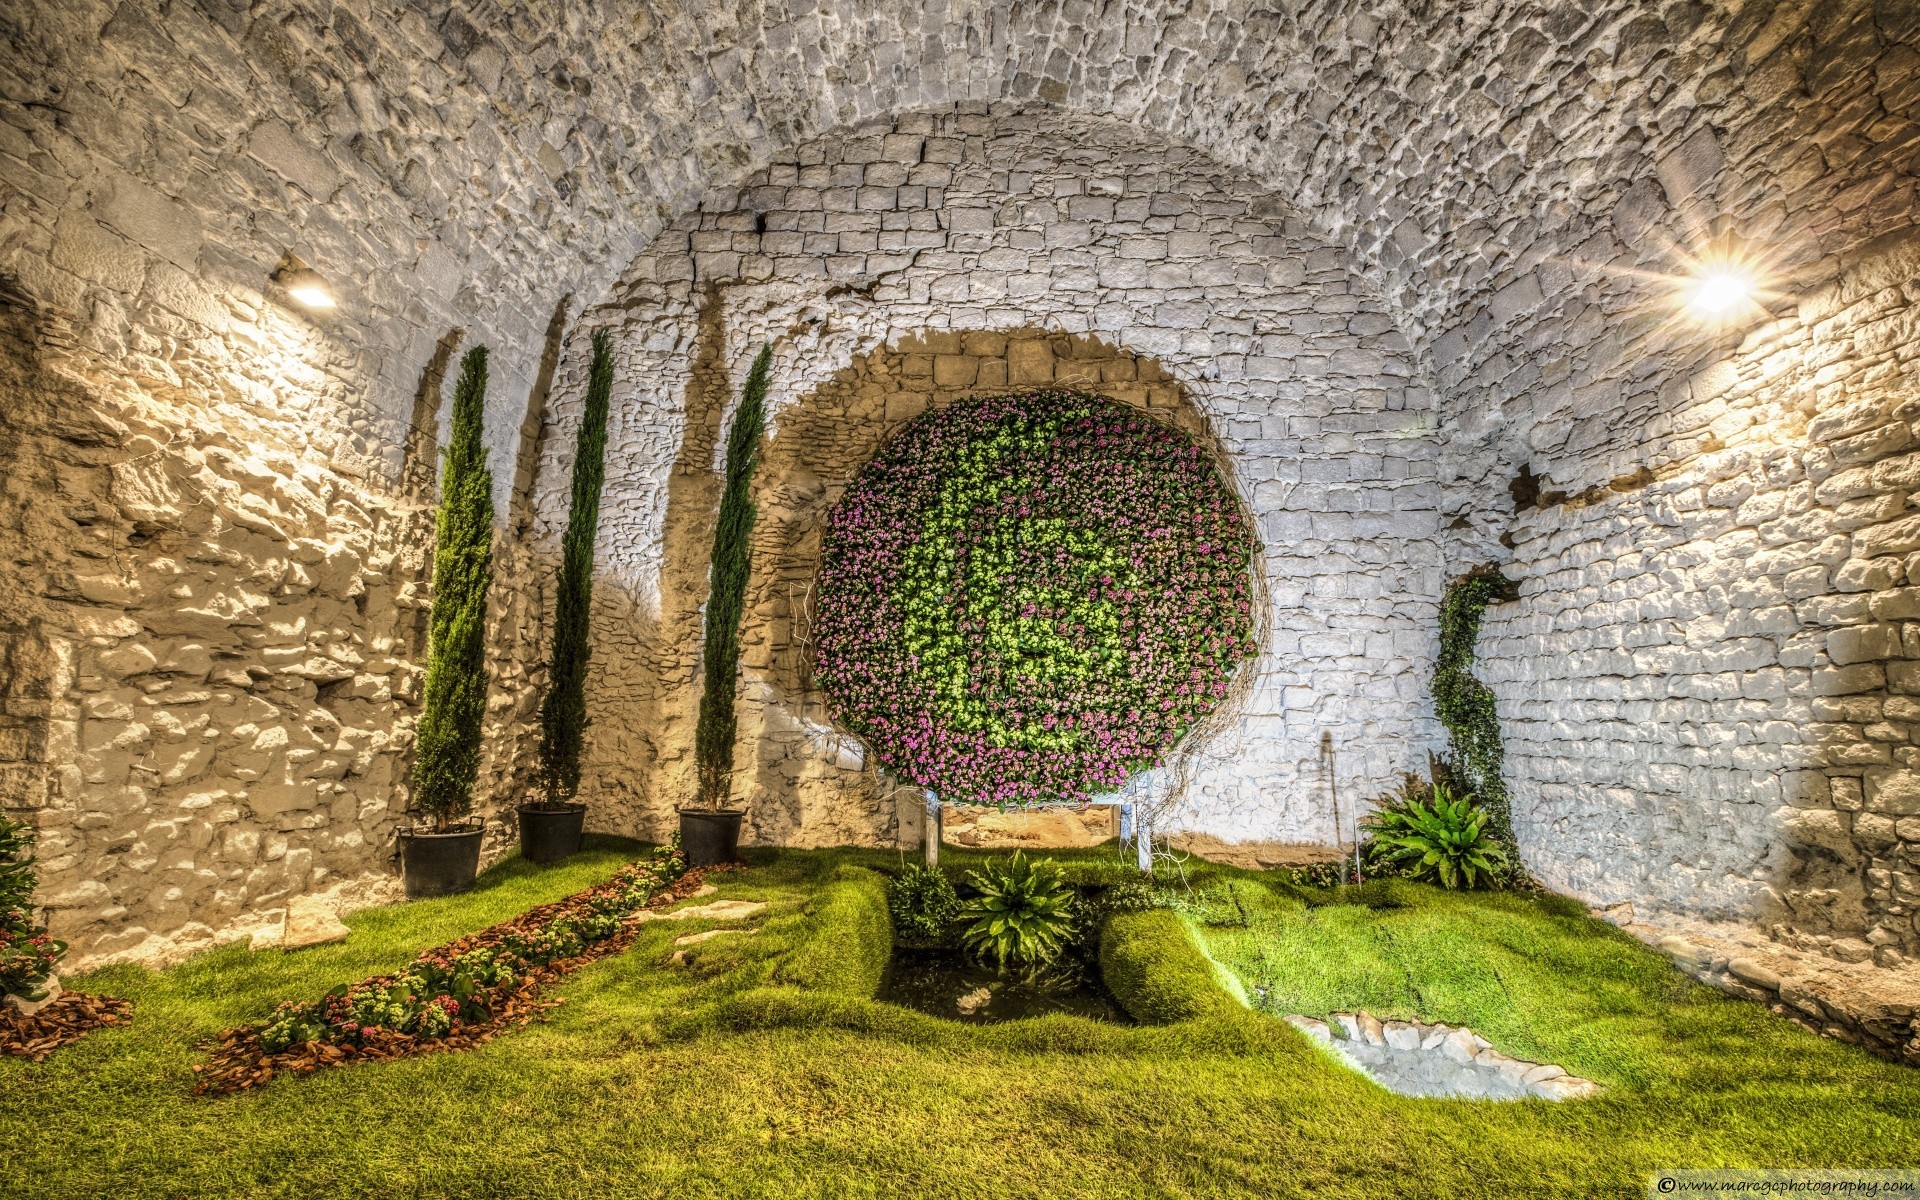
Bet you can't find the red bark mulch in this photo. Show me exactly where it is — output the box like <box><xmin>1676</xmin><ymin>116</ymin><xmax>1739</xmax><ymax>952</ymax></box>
<box><xmin>2</xmin><ymin>990</ymin><xmax>134</xmax><ymax>1062</ymax></box>
<box><xmin>191</xmin><ymin>865</ymin><xmax>714</xmax><ymax>1096</ymax></box>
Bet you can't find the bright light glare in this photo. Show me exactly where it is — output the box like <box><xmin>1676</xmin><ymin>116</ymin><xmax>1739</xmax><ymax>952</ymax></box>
<box><xmin>1688</xmin><ymin>268</ymin><xmax>1754</xmax><ymax>318</ymax></box>
<box><xmin>288</xmin><ymin>283</ymin><xmax>336</xmax><ymax>309</ymax></box>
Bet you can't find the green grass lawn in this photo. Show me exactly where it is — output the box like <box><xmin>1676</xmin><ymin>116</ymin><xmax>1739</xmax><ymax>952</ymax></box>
<box><xmin>4</xmin><ymin>839</ymin><xmax>1915</xmax><ymax>1199</ymax></box>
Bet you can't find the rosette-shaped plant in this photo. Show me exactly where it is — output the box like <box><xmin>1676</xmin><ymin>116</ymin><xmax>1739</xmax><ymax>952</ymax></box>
<box><xmin>814</xmin><ymin>390</ymin><xmax>1257</xmax><ymax>803</ymax></box>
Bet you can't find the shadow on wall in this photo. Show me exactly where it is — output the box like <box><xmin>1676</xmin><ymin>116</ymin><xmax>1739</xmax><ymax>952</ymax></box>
<box><xmin>729</xmin><ymin>326</ymin><xmax>1224</xmax><ymax>848</ymax></box>
<box><xmin>580</xmin><ymin>285</ymin><xmax>733</xmax><ymax>839</ymax></box>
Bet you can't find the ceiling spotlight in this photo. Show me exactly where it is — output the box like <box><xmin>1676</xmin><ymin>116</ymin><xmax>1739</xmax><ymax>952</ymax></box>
<box><xmin>272</xmin><ymin>254</ymin><xmax>336</xmax><ymax>311</ymax></box>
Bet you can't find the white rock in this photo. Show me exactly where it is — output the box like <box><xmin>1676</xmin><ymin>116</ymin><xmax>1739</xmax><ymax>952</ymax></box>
<box><xmin>1475</xmin><ymin>1050</ymin><xmax>1529</xmax><ymax>1076</ymax></box>
<box><xmin>1531</xmin><ymin>1076</ymin><xmax>1600</xmax><ymax>1101</ymax></box>
<box><xmin>665</xmin><ymin>899</ymin><xmax>767</xmax><ymax>922</ymax></box>
<box><xmin>282</xmin><ymin>895</ymin><xmax>350</xmax><ymax>949</ymax></box>
<box><xmin>1284</xmin><ymin>1015</ymin><xmax>1332</xmax><ymax>1043</ymax></box>
<box><xmin>1439</xmin><ymin>1029</ymin><xmax>1479</xmax><ymax>1064</ymax></box>
<box><xmin>5</xmin><ymin>975</ymin><xmax>61</xmax><ymax>1017</ymax></box>
<box><xmin>1383</xmin><ymin>1020</ymin><xmax>1422</xmax><ymax>1050</ymax></box>
<box><xmin>673</xmin><ymin>928</ymin><xmax>746</xmax><ymax>946</ymax></box>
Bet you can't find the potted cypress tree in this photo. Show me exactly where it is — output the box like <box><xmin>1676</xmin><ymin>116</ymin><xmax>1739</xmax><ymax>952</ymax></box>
<box><xmin>400</xmin><ymin>345</ymin><xmax>496</xmax><ymax>897</ymax></box>
<box><xmin>520</xmin><ymin>329</ymin><xmax>616</xmax><ymax>863</ymax></box>
<box><xmin>679</xmin><ymin>345</ymin><xmax>772</xmax><ymax>866</ymax></box>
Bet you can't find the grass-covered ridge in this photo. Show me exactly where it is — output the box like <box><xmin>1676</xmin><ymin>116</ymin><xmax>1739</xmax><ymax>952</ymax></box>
<box><xmin>5</xmin><ymin>844</ymin><xmax>1918</xmax><ymax>1199</ymax></box>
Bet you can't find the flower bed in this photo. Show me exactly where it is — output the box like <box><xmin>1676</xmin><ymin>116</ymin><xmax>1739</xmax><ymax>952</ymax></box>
<box><xmin>194</xmin><ymin>843</ymin><xmax>693</xmax><ymax>1094</ymax></box>
<box><xmin>815</xmin><ymin>389</ymin><xmax>1258</xmax><ymax>803</ymax></box>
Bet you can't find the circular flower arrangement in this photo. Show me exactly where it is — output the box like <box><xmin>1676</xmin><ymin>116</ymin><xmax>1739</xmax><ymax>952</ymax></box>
<box><xmin>814</xmin><ymin>389</ymin><xmax>1258</xmax><ymax>804</ymax></box>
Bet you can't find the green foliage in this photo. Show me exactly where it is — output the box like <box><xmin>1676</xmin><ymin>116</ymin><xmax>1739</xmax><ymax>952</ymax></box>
<box><xmin>535</xmin><ymin>329</ymin><xmax>616</xmax><ymax>807</ymax></box>
<box><xmin>694</xmin><ymin>345</ymin><xmax>772</xmax><ymax>810</ymax></box>
<box><xmin>1098</xmin><ymin>909</ymin><xmax>1246</xmax><ymax>1023</ymax></box>
<box><xmin>1079</xmin><ymin>877</ymin><xmax>1166</xmax><ymax>932</ymax></box>
<box><xmin>412</xmin><ymin>346</ymin><xmax>496</xmax><ymax>830</ymax></box>
<box><xmin>1</xmin><ymin>812</ymin><xmax>64</xmax><ymax>999</ymax></box>
<box><xmin>774</xmin><ymin>865</ymin><xmax>892</xmax><ymax>996</ymax></box>
<box><xmin>958</xmin><ymin>853</ymin><xmax>1077</xmax><ymax>969</ymax></box>
<box><xmin>1283</xmin><ymin>860</ymin><xmax>1359</xmax><ymax>889</ymax></box>
<box><xmin>1432</xmin><ymin>570</ymin><xmax>1516</xmax><ymax>844</ymax></box>
<box><xmin>886</xmin><ymin>864</ymin><xmax>961</xmax><ymax>946</ymax></box>
<box><xmin>1363</xmin><ymin>779</ymin><xmax>1510</xmax><ymax>890</ymax></box>
<box><xmin>0</xmin><ymin>812</ymin><xmax>34</xmax><ymax>918</ymax></box>
<box><xmin>13</xmin><ymin>846</ymin><xmax>1920</xmax><ymax>1199</ymax></box>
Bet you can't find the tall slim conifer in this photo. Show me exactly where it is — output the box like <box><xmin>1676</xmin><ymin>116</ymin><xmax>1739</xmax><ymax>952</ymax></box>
<box><xmin>412</xmin><ymin>346</ymin><xmax>495</xmax><ymax>830</ymax></box>
<box><xmin>535</xmin><ymin>329</ymin><xmax>615</xmax><ymax>806</ymax></box>
<box><xmin>694</xmin><ymin>345</ymin><xmax>772</xmax><ymax>810</ymax></box>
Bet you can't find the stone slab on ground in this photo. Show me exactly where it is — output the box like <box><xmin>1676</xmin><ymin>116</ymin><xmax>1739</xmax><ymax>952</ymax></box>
<box><xmin>1600</xmin><ymin>905</ymin><xmax>1920</xmax><ymax>1065</ymax></box>
<box><xmin>634</xmin><ymin>898</ymin><xmax>768</xmax><ymax>924</ymax></box>
<box><xmin>282</xmin><ymin>896</ymin><xmax>352</xmax><ymax>949</ymax></box>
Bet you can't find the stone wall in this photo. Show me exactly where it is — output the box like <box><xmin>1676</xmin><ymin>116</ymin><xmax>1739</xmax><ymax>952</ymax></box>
<box><xmin>0</xmin><ymin>0</ymin><xmax>632</xmax><ymax>965</ymax></box>
<box><xmin>533</xmin><ymin>108</ymin><xmax>1443</xmax><ymax>851</ymax></box>
<box><xmin>1484</xmin><ymin>231</ymin><xmax>1920</xmax><ymax>967</ymax></box>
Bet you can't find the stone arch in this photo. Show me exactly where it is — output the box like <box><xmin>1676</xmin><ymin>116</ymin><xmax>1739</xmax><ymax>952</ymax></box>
<box><xmin>737</xmin><ymin>329</ymin><xmax>1222</xmax><ymax>848</ymax></box>
<box><xmin>548</xmin><ymin>105</ymin><xmax>1443</xmax><ymax>850</ymax></box>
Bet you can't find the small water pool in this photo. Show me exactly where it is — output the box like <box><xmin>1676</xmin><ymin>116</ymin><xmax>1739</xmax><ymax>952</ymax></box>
<box><xmin>879</xmin><ymin>949</ymin><xmax>1131</xmax><ymax>1024</ymax></box>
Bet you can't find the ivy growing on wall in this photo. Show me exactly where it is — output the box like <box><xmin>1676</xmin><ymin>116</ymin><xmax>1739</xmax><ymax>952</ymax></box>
<box><xmin>535</xmin><ymin>329</ymin><xmax>616</xmax><ymax>808</ymax></box>
<box><xmin>411</xmin><ymin>346</ymin><xmax>495</xmax><ymax>830</ymax></box>
<box><xmin>1432</xmin><ymin>569</ymin><xmax>1519</xmax><ymax>846</ymax></box>
<box><xmin>693</xmin><ymin>345</ymin><xmax>773</xmax><ymax>811</ymax></box>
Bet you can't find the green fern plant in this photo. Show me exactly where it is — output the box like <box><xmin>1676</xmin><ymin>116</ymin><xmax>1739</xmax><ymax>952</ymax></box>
<box><xmin>959</xmin><ymin>853</ymin><xmax>1077</xmax><ymax>969</ymax></box>
<box><xmin>1362</xmin><ymin>780</ymin><xmax>1509</xmax><ymax>890</ymax></box>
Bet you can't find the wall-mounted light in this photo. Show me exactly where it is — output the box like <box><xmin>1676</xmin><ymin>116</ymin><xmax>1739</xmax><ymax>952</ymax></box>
<box><xmin>1672</xmin><ymin>239</ymin><xmax>1773</xmax><ymax>329</ymax></box>
<box><xmin>271</xmin><ymin>253</ymin><xmax>336</xmax><ymax>311</ymax></box>
<box><xmin>1685</xmin><ymin>262</ymin><xmax>1757</xmax><ymax>321</ymax></box>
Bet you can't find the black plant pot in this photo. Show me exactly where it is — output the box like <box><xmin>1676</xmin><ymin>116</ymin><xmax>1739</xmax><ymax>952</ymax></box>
<box><xmin>517</xmin><ymin>804</ymin><xmax>586</xmax><ymax>864</ymax></box>
<box><xmin>677</xmin><ymin>808</ymin><xmax>745</xmax><ymax>867</ymax></box>
<box><xmin>398</xmin><ymin>824</ymin><xmax>485</xmax><ymax>898</ymax></box>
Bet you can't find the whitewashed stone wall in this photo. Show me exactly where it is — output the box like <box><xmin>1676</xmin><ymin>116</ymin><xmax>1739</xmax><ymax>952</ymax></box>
<box><xmin>533</xmin><ymin>108</ymin><xmax>1443</xmax><ymax>850</ymax></box>
<box><xmin>1483</xmin><ymin>232</ymin><xmax>1920</xmax><ymax>968</ymax></box>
